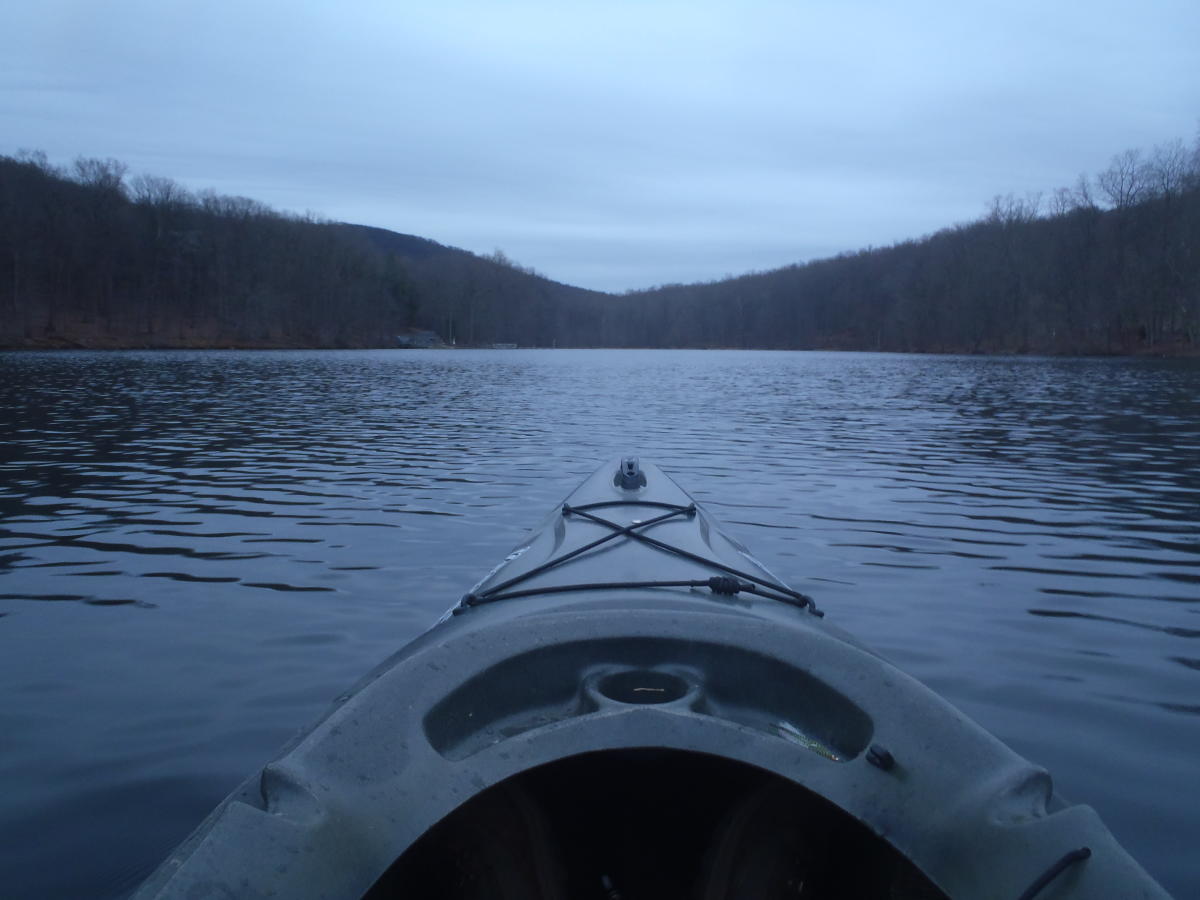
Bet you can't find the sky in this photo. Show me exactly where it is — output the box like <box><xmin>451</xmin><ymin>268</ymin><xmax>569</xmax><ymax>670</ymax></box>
<box><xmin>3</xmin><ymin>0</ymin><xmax>1198</xmax><ymax>293</ymax></box>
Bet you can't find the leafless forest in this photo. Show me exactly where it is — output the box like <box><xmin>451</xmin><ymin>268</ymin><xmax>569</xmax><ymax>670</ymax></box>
<box><xmin>2</xmin><ymin>135</ymin><xmax>1198</xmax><ymax>354</ymax></box>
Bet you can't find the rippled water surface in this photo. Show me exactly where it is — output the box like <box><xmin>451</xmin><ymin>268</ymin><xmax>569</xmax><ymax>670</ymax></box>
<box><xmin>1</xmin><ymin>349</ymin><xmax>1197</xmax><ymax>897</ymax></box>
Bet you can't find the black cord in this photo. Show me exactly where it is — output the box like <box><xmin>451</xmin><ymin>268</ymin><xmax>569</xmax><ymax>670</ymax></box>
<box><xmin>1016</xmin><ymin>847</ymin><xmax>1091</xmax><ymax>900</ymax></box>
<box><xmin>458</xmin><ymin>500</ymin><xmax>821</xmax><ymax>616</ymax></box>
<box><xmin>465</xmin><ymin>576</ymin><xmax>752</xmax><ymax>606</ymax></box>
<box><xmin>565</xmin><ymin>505</ymin><xmax>818</xmax><ymax>613</ymax></box>
<box><xmin>469</xmin><ymin>503</ymin><xmax>696</xmax><ymax>599</ymax></box>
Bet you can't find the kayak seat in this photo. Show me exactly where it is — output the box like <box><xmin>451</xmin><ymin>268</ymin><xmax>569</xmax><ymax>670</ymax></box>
<box><xmin>365</xmin><ymin>780</ymin><xmax>568</xmax><ymax>899</ymax></box>
<box><xmin>698</xmin><ymin>779</ymin><xmax>949</xmax><ymax>900</ymax></box>
<box><xmin>366</xmin><ymin>750</ymin><xmax>947</xmax><ymax>900</ymax></box>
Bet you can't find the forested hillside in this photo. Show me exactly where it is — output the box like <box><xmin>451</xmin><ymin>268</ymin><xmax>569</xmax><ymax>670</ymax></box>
<box><xmin>0</xmin><ymin>152</ymin><xmax>606</xmax><ymax>349</ymax></box>
<box><xmin>2</xmin><ymin>137</ymin><xmax>1198</xmax><ymax>354</ymax></box>
<box><xmin>606</xmin><ymin>138</ymin><xmax>1200</xmax><ymax>354</ymax></box>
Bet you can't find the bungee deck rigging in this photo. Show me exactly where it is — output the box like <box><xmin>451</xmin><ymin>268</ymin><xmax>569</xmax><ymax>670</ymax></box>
<box><xmin>458</xmin><ymin>498</ymin><xmax>821</xmax><ymax>615</ymax></box>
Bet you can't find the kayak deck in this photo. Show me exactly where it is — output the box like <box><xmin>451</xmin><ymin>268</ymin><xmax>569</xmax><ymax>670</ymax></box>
<box><xmin>132</xmin><ymin>458</ymin><xmax>1170</xmax><ymax>900</ymax></box>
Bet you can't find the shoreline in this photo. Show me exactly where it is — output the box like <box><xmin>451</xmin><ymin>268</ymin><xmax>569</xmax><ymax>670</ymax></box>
<box><xmin>3</xmin><ymin>337</ymin><xmax>1196</xmax><ymax>358</ymax></box>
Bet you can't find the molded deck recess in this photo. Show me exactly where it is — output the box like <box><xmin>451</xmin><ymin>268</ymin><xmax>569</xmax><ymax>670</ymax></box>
<box><xmin>595</xmin><ymin>670</ymin><xmax>690</xmax><ymax>705</ymax></box>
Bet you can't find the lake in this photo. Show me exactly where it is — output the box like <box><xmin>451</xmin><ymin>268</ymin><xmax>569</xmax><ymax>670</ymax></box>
<box><xmin>1</xmin><ymin>349</ymin><xmax>1197</xmax><ymax>898</ymax></box>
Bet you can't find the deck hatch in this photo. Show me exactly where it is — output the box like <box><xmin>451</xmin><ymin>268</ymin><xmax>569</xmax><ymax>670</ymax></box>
<box><xmin>422</xmin><ymin>637</ymin><xmax>872</xmax><ymax>762</ymax></box>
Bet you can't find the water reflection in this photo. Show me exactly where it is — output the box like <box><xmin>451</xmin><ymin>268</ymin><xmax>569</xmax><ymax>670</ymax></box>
<box><xmin>0</xmin><ymin>349</ymin><xmax>1197</xmax><ymax>898</ymax></box>
<box><xmin>1028</xmin><ymin>608</ymin><xmax>1200</xmax><ymax>638</ymax></box>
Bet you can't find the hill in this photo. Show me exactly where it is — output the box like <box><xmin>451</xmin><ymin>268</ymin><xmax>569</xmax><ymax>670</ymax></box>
<box><xmin>2</xmin><ymin>137</ymin><xmax>1198</xmax><ymax>354</ymax></box>
<box><xmin>0</xmin><ymin>153</ymin><xmax>607</xmax><ymax>349</ymax></box>
<box><xmin>605</xmin><ymin>139</ymin><xmax>1200</xmax><ymax>355</ymax></box>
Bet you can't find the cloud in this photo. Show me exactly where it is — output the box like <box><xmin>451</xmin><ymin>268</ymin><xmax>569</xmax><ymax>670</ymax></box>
<box><xmin>3</xmin><ymin>0</ymin><xmax>1198</xmax><ymax>291</ymax></box>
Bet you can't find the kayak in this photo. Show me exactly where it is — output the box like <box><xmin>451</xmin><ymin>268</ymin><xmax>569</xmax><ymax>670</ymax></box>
<box><xmin>133</xmin><ymin>458</ymin><xmax>1169</xmax><ymax>899</ymax></box>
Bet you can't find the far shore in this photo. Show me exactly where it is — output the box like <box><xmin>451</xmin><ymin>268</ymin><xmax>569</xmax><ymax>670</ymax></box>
<box><xmin>3</xmin><ymin>336</ymin><xmax>1196</xmax><ymax>358</ymax></box>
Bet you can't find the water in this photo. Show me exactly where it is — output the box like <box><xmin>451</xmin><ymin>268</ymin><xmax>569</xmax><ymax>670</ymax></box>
<box><xmin>1</xmin><ymin>349</ymin><xmax>1196</xmax><ymax>898</ymax></box>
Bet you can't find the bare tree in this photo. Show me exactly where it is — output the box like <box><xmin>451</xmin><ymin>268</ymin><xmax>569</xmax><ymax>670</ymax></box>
<box><xmin>985</xmin><ymin>192</ymin><xmax>1041</xmax><ymax>225</ymax></box>
<box><xmin>197</xmin><ymin>189</ymin><xmax>270</xmax><ymax>220</ymax></box>
<box><xmin>72</xmin><ymin>157</ymin><xmax>128</xmax><ymax>195</ymax></box>
<box><xmin>1190</xmin><ymin>128</ymin><xmax>1200</xmax><ymax>187</ymax></box>
<box><xmin>1097</xmin><ymin>148</ymin><xmax>1144</xmax><ymax>209</ymax></box>
<box><xmin>1050</xmin><ymin>174</ymin><xmax>1097</xmax><ymax>215</ymax></box>
<box><xmin>13</xmin><ymin>148</ymin><xmax>60</xmax><ymax>175</ymax></box>
<box><xmin>129</xmin><ymin>173</ymin><xmax>191</xmax><ymax>208</ymax></box>
<box><xmin>1072</xmin><ymin>173</ymin><xmax>1097</xmax><ymax>210</ymax></box>
<box><xmin>1142</xmin><ymin>139</ymin><xmax>1191</xmax><ymax>197</ymax></box>
<box><xmin>1049</xmin><ymin>187</ymin><xmax>1075</xmax><ymax>217</ymax></box>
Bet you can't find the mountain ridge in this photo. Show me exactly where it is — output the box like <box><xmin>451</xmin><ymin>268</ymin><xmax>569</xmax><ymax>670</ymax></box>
<box><xmin>2</xmin><ymin>141</ymin><xmax>1198</xmax><ymax>355</ymax></box>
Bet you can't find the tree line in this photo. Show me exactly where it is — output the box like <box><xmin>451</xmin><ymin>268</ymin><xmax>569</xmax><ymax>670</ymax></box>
<box><xmin>2</xmin><ymin>134</ymin><xmax>1198</xmax><ymax>354</ymax></box>
<box><xmin>0</xmin><ymin>151</ymin><xmax>606</xmax><ymax>349</ymax></box>
<box><xmin>604</xmin><ymin>135</ymin><xmax>1200</xmax><ymax>354</ymax></box>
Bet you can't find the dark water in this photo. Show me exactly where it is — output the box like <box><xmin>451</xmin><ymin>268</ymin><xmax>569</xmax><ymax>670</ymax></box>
<box><xmin>1</xmin><ymin>349</ymin><xmax>1197</xmax><ymax>898</ymax></box>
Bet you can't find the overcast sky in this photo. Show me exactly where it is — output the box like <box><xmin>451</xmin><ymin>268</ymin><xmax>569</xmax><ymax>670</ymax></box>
<box><xmin>3</xmin><ymin>0</ymin><xmax>1198</xmax><ymax>292</ymax></box>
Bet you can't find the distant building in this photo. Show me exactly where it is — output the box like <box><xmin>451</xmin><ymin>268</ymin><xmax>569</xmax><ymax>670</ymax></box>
<box><xmin>396</xmin><ymin>329</ymin><xmax>445</xmax><ymax>348</ymax></box>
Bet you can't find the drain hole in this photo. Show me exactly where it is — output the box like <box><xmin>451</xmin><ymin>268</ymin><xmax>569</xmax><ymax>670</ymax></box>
<box><xmin>596</xmin><ymin>670</ymin><xmax>689</xmax><ymax>705</ymax></box>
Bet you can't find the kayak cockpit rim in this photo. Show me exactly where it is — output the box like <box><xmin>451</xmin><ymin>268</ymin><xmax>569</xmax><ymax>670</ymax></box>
<box><xmin>364</xmin><ymin>747</ymin><xmax>950</xmax><ymax>899</ymax></box>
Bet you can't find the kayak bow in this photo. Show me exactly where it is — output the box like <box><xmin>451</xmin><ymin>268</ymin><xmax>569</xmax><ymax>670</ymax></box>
<box><xmin>133</xmin><ymin>457</ymin><xmax>1169</xmax><ymax>899</ymax></box>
